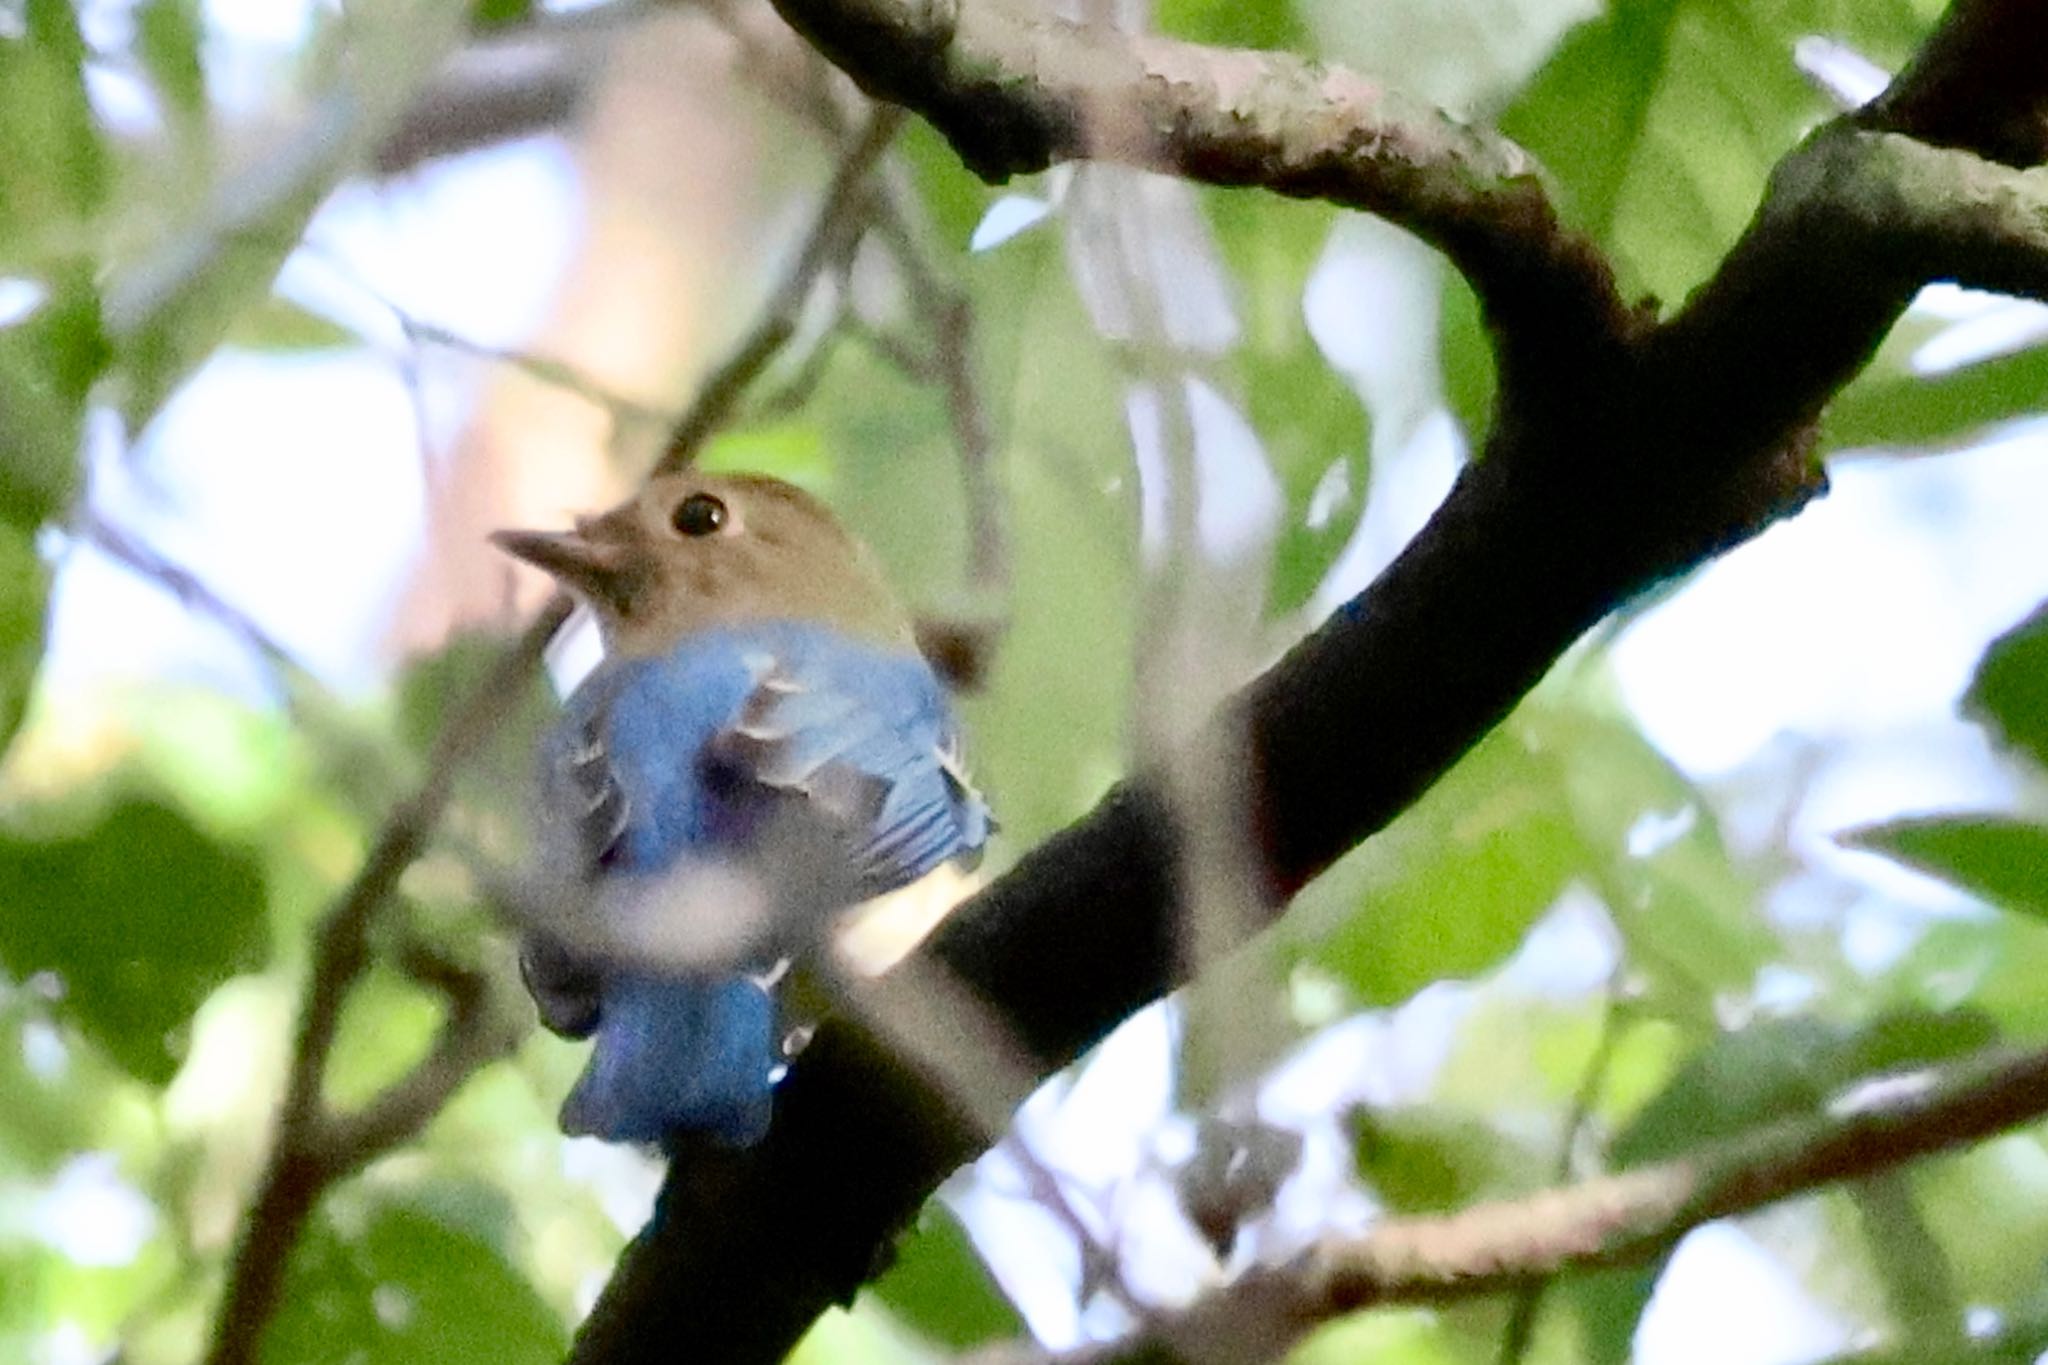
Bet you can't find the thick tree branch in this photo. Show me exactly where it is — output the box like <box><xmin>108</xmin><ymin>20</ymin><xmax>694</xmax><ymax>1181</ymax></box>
<box><xmin>766</xmin><ymin>0</ymin><xmax>1633</xmax><ymax>394</ymax></box>
<box><xmin>565</xmin><ymin>0</ymin><xmax>2048</xmax><ymax>1361</ymax></box>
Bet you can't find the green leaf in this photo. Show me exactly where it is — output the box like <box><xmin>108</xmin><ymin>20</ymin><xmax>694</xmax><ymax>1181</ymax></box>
<box><xmin>1824</xmin><ymin>342</ymin><xmax>2048</xmax><ymax>454</ymax></box>
<box><xmin>1532</xmin><ymin>703</ymin><xmax>1778</xmax><ymax>1018</ymax></box>
<box><xmin>109</xmin><ymin>0</ymin><xmax>472</xmax><ymax>430</ymax></box>
<box><xmin>0</xmin><ymin>0</ymin><xmax>109</xmax><ymax>238</ymax></box>
<box><xmin>226</xmin><ymin>296</ymin><xmax>359</xmax><ymax>353</ymax></box>
<box><xmin>136</xmin><ymin>0</ymin><xmax>209</xmax><ymax>126</ymax></box>
<box><xmin>866</xmin><ymin>1206</ymin><xmax>1021</xmax><ymax>1350</ymax></box>
<box><xmin>1846</xmin><ymin>815</ymin><xmax>2048</xmax><ymax>922</ymax></box>
<box><xmin>1499</xmin><ymin>0</ymin><xmax>1685</xmax><ymax>243</ymax></box>
<box><xmin>1198</xmin><ymin>188</ymin><xmax>1370</xmax><ymax>617</ymax></box>
<box><xmin>471</xmin><ymin>0</ymin><xmax>537</xmax><ymax>29</ymax></box>
<box><xmin>1304</xmin><ymin>725</ymin><xmax>1585</xmax><ymax>1007</ymax></box>
<box><xmin>1564</xmin><ymin>1263</ymin><xmax>1667</xmax><ymax>1365</ymax></box>
<box><xmin>901</xmin><ymin>120</ymin><xmax>995</xmax><ymax>254</ymax></box>
<box><xmin>266</xmin><ymin>1199</ymin><xmax>566</xmax><ymax>1365</ymax></box>
<box><xmin>1502</xmin><ymin>0</ymin><xmax>1939</xmax><ymax>307</ymax></box>
<box><xmin>1613</xmin><ymin>1007</ymin><xmax>1995</xmax><ymax>1168</ymax></box>
<box><xmin>0</xmin><ymin>800</ymin><xmax>269</xmax><ymax>1085</ymax></box>
<box><xmin>0</xmin><ymin>271</ymin><xmax>108</xmax><ymax>530</ymax></box>
<box><xmin>1157</xmin><ymin>0</ymin><xmax>1308</xmax><ymax>51</ymax></box>
<box><xmin>1349</xmin><ymin>1106</ymin><xmax>1525</xmax><ymax>1213</ymax></box>
<box><xmin>1439</xmin><ymin>267</ymin><xmax>1495</xmax><ymax>446</ymax></box>
<box><xmin>0</xmin><ymin>528</ymin><xmax>49</xmax><ymax>762</ymax></box>
<box><xmin>393</xmin><ymin>628</ymin><xmax>553</xmax><ymax>826</ymax></box>
<box><xmin>1965</xmin><ymin>601</ymin><xmax>2048</xmax><ymax>771</ymax></box>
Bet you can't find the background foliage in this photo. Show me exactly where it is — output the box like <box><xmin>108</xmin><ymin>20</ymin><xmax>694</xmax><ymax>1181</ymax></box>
<box><xmin>2</xmin><ymin>0</ymin><xmax>2046</xmax><ymax>1362</ymax></box>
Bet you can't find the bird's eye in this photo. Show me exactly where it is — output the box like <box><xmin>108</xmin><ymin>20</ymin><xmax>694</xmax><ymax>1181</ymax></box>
<box><xmin>670</xmin><ymin>493</ymin><xmax>728</xmax><ymax>537</ymax></box>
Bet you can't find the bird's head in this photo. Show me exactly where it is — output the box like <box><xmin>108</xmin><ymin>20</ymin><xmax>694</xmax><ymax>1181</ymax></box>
<box><xmin>491</xmin><ymin>473</ymin><xmax>913</xmax><ymax>656</ymax></box>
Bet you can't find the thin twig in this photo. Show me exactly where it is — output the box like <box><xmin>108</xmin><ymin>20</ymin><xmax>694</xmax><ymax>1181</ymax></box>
<box><xmin>203</xmin><ymin>596</ymin><xmax>567</xmax><ymax>1365</ymax></box>
<box><xmin>1073</xmin><ymin>1041</ymin><xmax>2048</xmax><ymax>1364</ymax></box>
<box><xmin>1495</xmin><ymin>984</ymin><xmax>1631</xmax><ymax>1365</ymax></box>
<box><xmin>74</xmin><ymin>510</ymin><xmax>307</xmax><ymax>693</ymax></box>
<box><xmin>206</xmin><ymin>100</ymin><xmax>914</xmax><ymax>1364</ymax></box>
<box><xmin>655</xmin><ymin>105</ymin><xmax>904</xmax><ymax>473</ymax></box>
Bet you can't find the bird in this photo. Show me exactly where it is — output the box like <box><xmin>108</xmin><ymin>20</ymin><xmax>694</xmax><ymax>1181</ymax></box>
<box><xmin>490</xmin><ymin>471</ymin><xmax>991</xmax><ymax>1148</ymax></box>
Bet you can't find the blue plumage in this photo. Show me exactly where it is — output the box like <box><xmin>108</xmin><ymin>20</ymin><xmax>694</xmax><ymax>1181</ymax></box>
<box><xmin>535</xmin><ymin>620</ymin><xmax>989</xmax><ymax>1146</ymax></box>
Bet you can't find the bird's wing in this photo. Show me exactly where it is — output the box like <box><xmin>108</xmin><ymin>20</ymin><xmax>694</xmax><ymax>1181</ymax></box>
<box><xmin>707</xmin><ymin>645</ymin><xmax>989</xmax><ymax>894</ymax></box>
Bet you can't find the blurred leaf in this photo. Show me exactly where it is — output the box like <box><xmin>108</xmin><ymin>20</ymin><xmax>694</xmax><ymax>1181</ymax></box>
<box><xmin>0</xmin><ymin>271</ymin><xmax>107</xmax><ymax>529</ymax></box>
<box><xmin>1157</xmin><ymin>0</ymin><xmax>1308</xmax><ymax>50</ymax></box>
<box><xmin>700</xmin><ymin>418</ymin><xmax>834</xmax><ymax>494</ymax></box>
<box><xmin>1613</xmin><ymin>1007</ymin><xmax>1995</xmax><ymax>1168</ymax></box>
<box><xmin>1884</xmin><ymin>914</ymin><xmax>2048</xmax><ymax>1039</ymax></box>
<box><xmin>1287</xmin><ymin>1307</ymin><xmax>1465</xmax><ymax>1365</ymax></box>
<box><xmin>227</xmin><ymin>296</ymin><xmax>359</xmax><ymax>353</ymax></box>
<box><xmin>0</xmin><ymin>528</ymin><xmax>48</xmax><ymax>761</ymax></box>
<box><xmin>867</xmin><ymin>1206</ymin><xmax>1021</xmax><ymax>1350</ymax></box>
<box><xmin>1854</xmin><ymin>1172</ymin><xmax>1963</xmax><ymax>1350</ymax></box>
<box><xmin>0</xmin><ymin>800</ymin><xmax>269</xmax><ymax>1085</ymax></box>
<box><xmin>472</xmin><ymin>0</ymin><xmax>537</xmax><ymax>28</ymax></box>
<box><xmin>136</xmin><ymin>0</ymin><xmax>209</xmax><ymax>126</ymax></box>
<box><xmin>394</xmin><ymin>628</ymin><xmax>553</xmax><ymax>823</ymax></box>
<box><xmin>109</xmin><ymin>0</ymin><xmax>470</xmax><ymax>429</ymax></box>
<box><xmin>1253</xmin><ymin>342</ymin><xmax>1369</xmax><ymax>617</ymax></box>
<box><xmin>1439</xmin><ymin>267</ymin><xmax>1495</xmax><ymax>445</ymax></box>
<box><xmin>1564</xmin><ymin>1263</ymin><xmax>1666</xmax><ymax>1365</ymax></box>
<box><xmin>1350</xmin><ymin>1106</ymin><xmax>1525</xmax><ymax>1213</ymax></box>
<box><xmin>1499</xmin><ymin>0</ymin><xmax>1683</xmax><ymax>243</ymax></box>
<box><xmin>1965</xmin><ymin>600</ymin><xmax>2048</xmax><ymax>771</ymax></box>
<box><xmin>1825</xmin><ymin>343</ymin><xmax>2048</xmax><ymax>453</ymax></box>
<box><xmin>1502</xmin><ymin>0</ymin><xmax>1938</xmax><ymax>306</ymax></box>
<box><xmin>1846</xmin><ymin>815</ymin><xmax>2048</xmax><ymax>922</ymax></box>
<box><xmin>1198</xmin><ymin>189</ymin><xmax>1371</xmax><ymax>617</ymax></box>
<box><xmin>1912</xmin><ymin>1134</ymin><xmax>2048</xmax><ymax>1310</ymax></box>
<box><xmin>266</xmin><ymin>1199</ymin><xmax>565</xmax><ymax>1365</ymax></box>
<box><xmin>1534</xmin><ymin>703</ymin><xmax>1777</xmax><ymax>1018</ymax></box>
<box><xmin>902</xmin><ymin>120</ymin><xmax>996</xmax><ymax>254</ymax></box>
<box><xmin>1305</xmin><ymin>725</ymin><xmax>1584</xmax><ymax>1007</ymax></box>
<box><xmin>0</xmin><ymin>1</ymin><xmax>108</xmax><ymax>247</ymax></box>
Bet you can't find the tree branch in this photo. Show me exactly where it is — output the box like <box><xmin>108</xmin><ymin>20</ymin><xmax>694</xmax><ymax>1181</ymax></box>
<box><xmin>204</xmin><ymin>599</ymin><xmax>567</xmax><ymax>1365</ymax></box>
<box><xmin>765</xmin><ymin>0</ymin><xmax>1633</xmax><ymax>396</ymax></box>
<box><xmin>206</xmin><ymin>100</ymin><xmax>918</xmax><ymax>1363</ymax></box>
<box><xmin>1063</xmin><ymin>1042</ymin><xmax>2048</xmax><ymax>1364</ymax></box>
<box><xmin>564</xmin><ymin>0</ymin><xmax>2048</xmax><ymax>1360</ymax></box>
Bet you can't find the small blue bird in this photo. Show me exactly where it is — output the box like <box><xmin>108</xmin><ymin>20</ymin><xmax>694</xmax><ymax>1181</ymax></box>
<box><xmin>491</xmin><ymin>473</ymin><xmax>990</xmax><ymax>1147</ymax></box>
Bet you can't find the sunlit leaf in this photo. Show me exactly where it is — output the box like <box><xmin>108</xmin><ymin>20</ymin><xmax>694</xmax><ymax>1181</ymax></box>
<box><xmin>226</xmin><ymin>296</ymin><xmax>360</xmax><ymax>353</ymax></box>
<box><xmin>1157</xmin><ymin>0</ymin><xmax>1308</xmax><ymax>51</ymax></box>
<box><xmin>1846</xmin><ymin>815</ymin><xmax>2048</xmax><ymax>923</ymax></box>
<box><xmin>136</xmin><ymin>0</ymin><xmax>209</xmax><ymax>126</ymax></box>
<box><xmin>1502</xmin><ymin>0</ymin><xmax>1938</xmax><ymax>306</ymax></box>
<box><xmin>1965</xmin><ymin>600</ymin><xmax>2048</xmax><ymax>772</ymax></box>
<box><xmin>0</xmin><ymin>800</ymin><xmax>269</xmax><ymax>1085</ymax></box>
<box><xmin>1500</xmin><ymin>0</ymin><xmax>1684</xmax><ymax>243</ymax></box>
<box><xmin>0</xmin><ymin>0</ymin><xmax>108</xmax><ymax>245</ymax></box>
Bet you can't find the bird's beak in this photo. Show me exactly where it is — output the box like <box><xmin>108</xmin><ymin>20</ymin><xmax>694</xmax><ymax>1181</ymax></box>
<box><xmin>489</xmin><ymin>526</ymin><xmax>634</xmax><ymax>601</ymax></box>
